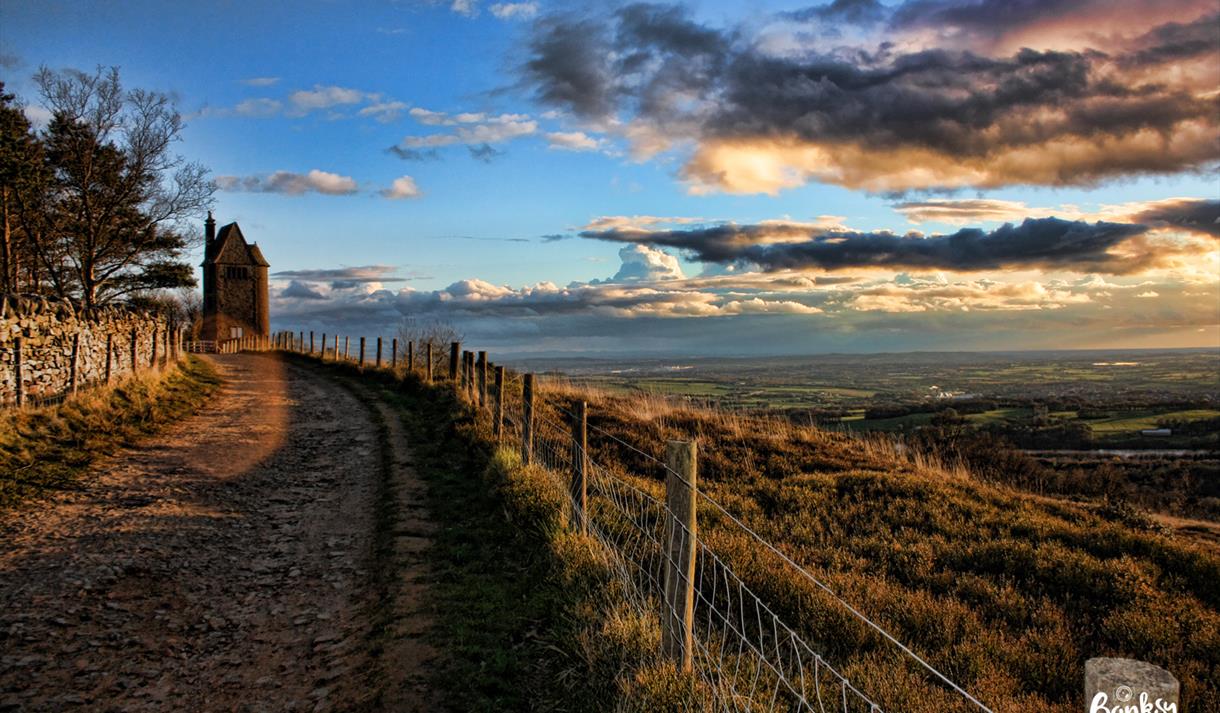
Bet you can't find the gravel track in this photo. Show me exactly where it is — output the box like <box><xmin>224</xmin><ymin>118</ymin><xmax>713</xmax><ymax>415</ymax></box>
<box><xmin>0</xmin><ymin>353</ymin><xmax>435</xmax><ymax>712</ymax></box>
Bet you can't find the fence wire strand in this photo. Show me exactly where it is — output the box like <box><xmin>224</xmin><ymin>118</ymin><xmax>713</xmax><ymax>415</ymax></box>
<box><xmin>384</xmin><ymin>356</ymin><xmax>991</xmax><ymax>713</ymax></box>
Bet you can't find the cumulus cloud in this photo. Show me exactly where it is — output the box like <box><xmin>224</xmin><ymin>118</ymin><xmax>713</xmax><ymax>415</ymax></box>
<box><xmin>409</xmin><ymin>107</ymin><xmax>452</xmax><ymax>126</ymax></box>
<box><xmin>894</xmin><ymin>199</ymin><xmax>1056</xmax><ymax>225</ymax></box>
<box><xmin>581</xmin><ymin>215</ymin><xmax>709</xmax><ymax>231</ymax></box>
<box><xmin>490</xmin><ymin>2</ymin><xmax>538</xmax><ymax>20</ymax></box>
<box><xmin>451</xmin><ymin>0</ymin><xmax>478</xmax><ymax>17</ymax></box>
<box><xmin>288</xmin><ymin>85</ymin><xmax>370</xmax><ymax>113</ymax></box>
<box><xmin>233</xmin><ymin>98</ymin><xmax>283</xmax><ymax>117</ymax></box>
<box><xmin>605</xmin><ymin>245</ymin><xmax>686</xmax><ymax>282</ymax></box>
<box><xmin>390</xmin><ymin>110</ymin><xmax>538</xmax><ymax>155</ymax></box>
<box><xmin>546</xmin><ymin>131</ymin><xmax>603</xmax><ymax>151</ymax></box>
<box><xmin>214</xmin><ymin>83</ymin><xmax>406</xmax><ymax>121</ymax></box>
<box><xmin>216</xmin><ymin>169</ymin><xmax>359</xmax><ymax>196</ymax></box>
<box><xmin>523</xmin><ymin>3</ymin><xmax>1220</xmax><ymax>193</ymax></box>
<box><xmin>359</xmin><ymin>100</ymin><xmax>409</xmax><ymax>123</ymax></box>
<box><xmin>22</xmin><ymin>105</ymin><xmax>52</xmax><ymax>129</ymax></box>
<box><xmin>381</xmin><ymin>175</ymin><xmax>422</xmax><ymax>200</ymax></box>
<box><xmin>281</xmin><ymin>281</ymin><xmax>326</xmax><ymax>300</ymax></box>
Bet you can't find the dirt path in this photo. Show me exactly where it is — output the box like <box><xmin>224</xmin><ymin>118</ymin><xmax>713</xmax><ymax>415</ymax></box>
<box><xmin>0</xmin><ymin>354</ymin><xmax>436</xmax><ymax>712</ymax></box>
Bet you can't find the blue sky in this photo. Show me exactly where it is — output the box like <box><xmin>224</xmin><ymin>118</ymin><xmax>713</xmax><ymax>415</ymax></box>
<box><xmin>2</xmin><ymin>0</ymin><xmax>1217</xmax><ymax>354</ymax></box>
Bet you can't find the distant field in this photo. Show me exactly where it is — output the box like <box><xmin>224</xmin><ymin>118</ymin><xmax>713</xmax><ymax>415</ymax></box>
<box><xmin>1083</xmin><ymin>408</ymin><xmax>1220</xmax><ymax>434</ymax></box>
<box><xmin>522</xmin><ymin>349</ymin><xmax>1220</xmax><ymax>447</ymax></box>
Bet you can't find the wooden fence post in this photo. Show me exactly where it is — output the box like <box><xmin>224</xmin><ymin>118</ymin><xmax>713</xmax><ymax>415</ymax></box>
<box><xmin>425</xmin><ymin>342</ymin><xmax>433</xmax><ymax>382</ymax></box>
<box><xmin>460</xmin><ymin>350</ymin><xmax>469</xmax><ymax>392</ymax></box>
<box><xmin>69</xmin><ymin>332</ymin><xmax>80</xmax><ymax>394</ymax></box>
<box><xmin>467</xmin><ymin>352</ymin><xmax>476</xmax><ymax>400</ymax></box>
<box><xmin>130</xmin><ymin>328</ymin><xmax>138</xmax><ymax>374</ymax></box>
<box><xmin>571</xmin><ymin>401</ymin><xmax>588</xmax><ymax>534</ymax></box>
<box><xmin>477</xmin><ymin>351</ymin><xmax>487</xmax><ymax>408</ymax></box>
<box><xmin>663</xmin><ymin>440</ymin><xmax>697</xmax><ymax>673</ymax></box>
<box><xmin>449</xmin><ymin>342</ymin><xmax>460</xmax><ymax>382</ymax></box>
<box><xmin>467</xmin><ymin>352</ymin><xmax>476</xmax><ymax>399</ymax></box>
<box><xmin>522</xmin><ymin>374</ymin><xmax>535</xmax><ymax>466</ymax></box>
<box><xmin>344</xmin><ymin>336</ymin><xmax>350</xmax><ymax>361</ymax></box>
<box><xmin>376</xmin><ymin>337</ymin><xmax>383</xmax><ymax>368</ymax></box>
<box><xmin>13</xmin><ymin>337</ymin><xmax>23</xmax><ymax>407</ymax></box>
<box><xmin>359</xmin><ymin>337</ymin><xmax>366</xmax><ymax>368</ymax></box>
<box><xmin>321</xmin><ymin>334</ymin><xmax>328</xmax><ymax>360</ymax></box>
<box><xmin>494</xmin><ymin>366</ymin><xmax>504</xmax><ymax>440</ymax></box>
<box><xmin>105</xmin><ymin>334</ymin><xmax>113</xmax><ymax>383</ymax></box>
<box><xmin>407</xmin><ymin>341</ymin><xmax>414</xmax><ymax>372</ymax></box>
<box><xmin>309</xmin><ymin>331</ymin><xmax>315</xmax><ymax>355</ymax></box>
<box><xmin>392</xmin><ymin>338</ymin><xmax>398</xmax><ymax>368</ymax></box>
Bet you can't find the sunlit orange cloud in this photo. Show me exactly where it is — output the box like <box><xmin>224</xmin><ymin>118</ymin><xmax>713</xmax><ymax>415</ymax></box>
<box><xmin>893</xmin><ymin>0</ymin><xmax>1217</xmax><ymax>55</ymax></box>
<box><xmin>894</xmin><ymin>197</ymin><xmax>1220</xmax><ymax>234</ymax></box>
<box><xmin>682</xmin><ymin>121</ymin><xmax>1218</xmax><ymax>194</ymax></box>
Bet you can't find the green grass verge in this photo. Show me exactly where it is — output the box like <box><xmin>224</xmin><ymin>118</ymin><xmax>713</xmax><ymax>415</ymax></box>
<box><xmin>308</xmin><ymin>356</ymin><xmax>698</xmax><ymax>711</ymax></box>
<box><xmin>0</xmin><ymin>357</ymin><xmax>222</xmax><ymax>510</ymax></box>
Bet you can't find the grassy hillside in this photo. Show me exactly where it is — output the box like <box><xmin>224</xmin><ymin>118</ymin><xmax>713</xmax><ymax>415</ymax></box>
<box><xmin>523</xmin><ymin>381</ymin><xmax>1220</xmax><ymax>712</ymax></box>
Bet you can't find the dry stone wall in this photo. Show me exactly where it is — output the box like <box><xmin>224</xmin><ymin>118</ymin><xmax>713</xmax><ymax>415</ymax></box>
<box><xmin>0</xmin><ymin>294</ymin><xmax>182</xmax><ymax>407</ymax></box>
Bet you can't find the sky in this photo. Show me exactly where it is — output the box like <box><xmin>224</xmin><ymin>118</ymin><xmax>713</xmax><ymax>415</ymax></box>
<box><xmin>1</xmin><ymin>0</ymin><xmax>1218</xmax><ymax>355</ymax></box>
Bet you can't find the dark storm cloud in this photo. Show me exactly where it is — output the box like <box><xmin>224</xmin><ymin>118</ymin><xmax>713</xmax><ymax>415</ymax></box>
<box><xmin>386</xmin><ymin>145</ymin><xmax>441</xmax><ymax>161</ymax></box>
<box><xmin>522</xmin><ymin>3</ymin><xmax>1220</xmax><ymax>190</ymax></box>
<box><xmin>781</xmin><ymin>0</ymin><xmax>887</xmax><ymax>25</ymax></box>
<box><xmin>582</xmin><ymin>218</ymin><xmax>1155</xmax><ymax>273</ymax></box>
<box><xmin>889</xmin><ymin>0</ymin><xmax>1080</xmax><ymax>36</ymax></box>
<box><xmin>1128</xmin><ymin>199</ymin><xmax>1220</xmax><ymax>238</ymax></box>
<box><xmin>524</xmin><ymin>3</ymin><xmax>728</xmax><ymax>122</ymax></box>
<box><xmin>467</xmin><ymin>143</ymin><xmax>504</xmax><ymax>163</ymax></box>
<box><xmin>1119</xmin><ymin>12</ymin><xmax>1220</xmax><ymax>67</ymax></box>
<box><xmin>525</xmin><ymin>15</ymin><xmax>617</xmax><ymax>119</ymax></box>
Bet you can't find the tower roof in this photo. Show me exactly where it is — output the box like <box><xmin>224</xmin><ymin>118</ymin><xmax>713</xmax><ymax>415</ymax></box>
<box><xmin>202</xmin><ymin>222</ymin><xmax>270</xmax><ymax>267</ymax></box>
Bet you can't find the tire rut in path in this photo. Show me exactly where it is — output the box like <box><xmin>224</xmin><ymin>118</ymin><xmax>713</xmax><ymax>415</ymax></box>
<box><xmin>338</xmin><ymin>377</ymin><xmax>439</xmax><ymax>713</ymax></box>
<box><xmin>0</xmin><ymin>353</ymin><xmax>436</xmax><ymax>712</ymax></box>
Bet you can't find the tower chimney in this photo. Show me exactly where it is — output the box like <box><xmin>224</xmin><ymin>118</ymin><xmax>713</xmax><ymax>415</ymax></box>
<box><xmin>205</xmin><ymin>211</ymin><xmax>216</xmax><ymax>244</ymax></box>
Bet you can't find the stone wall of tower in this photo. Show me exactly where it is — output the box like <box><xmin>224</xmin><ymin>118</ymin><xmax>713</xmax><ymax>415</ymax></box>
<box><xmin>216</xmin><ymin>265</ymin><xmax>260</xmax><ymax>339</ymax></box>
<box><xmin>255</xmin><ymin>265</ymin><xmax>270</xmax><ymax>337</ymax></box>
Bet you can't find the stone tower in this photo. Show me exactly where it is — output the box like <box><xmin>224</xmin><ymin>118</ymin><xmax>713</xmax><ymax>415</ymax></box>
<box><xmin>200</xmin><ymin>212</ymin><xmax>270</xmax><ymax>342</ymax></box>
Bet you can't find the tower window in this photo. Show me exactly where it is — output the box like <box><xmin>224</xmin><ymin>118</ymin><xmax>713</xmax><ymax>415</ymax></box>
<box><xmin>224</xmin><ymin>266</ymin><xmax>251</xmax><ymax>279</ymax></box>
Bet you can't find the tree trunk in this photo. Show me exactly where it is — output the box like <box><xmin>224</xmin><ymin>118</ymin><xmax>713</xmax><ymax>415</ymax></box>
<box><xmin>1</xmin><ymin>187</ymin><xmax>11</xmax><ymax>293</ymax></box>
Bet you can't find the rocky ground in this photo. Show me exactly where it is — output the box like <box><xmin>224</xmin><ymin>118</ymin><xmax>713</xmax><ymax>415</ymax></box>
<box><xmin>0</xmin><ymin>353</ymin><xmax>437</xmax><ymax>712</ymax></box>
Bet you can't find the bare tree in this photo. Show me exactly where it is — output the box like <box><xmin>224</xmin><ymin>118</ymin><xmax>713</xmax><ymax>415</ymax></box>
<box><xmin>397</xmin><ymin>315</ymin><xmax>464</xmax><ymax>353</ymax></box>
<box><xmin>29</xmin><ymin>66</ymin><xmax>214</xmax><ymax>307</ymax></box>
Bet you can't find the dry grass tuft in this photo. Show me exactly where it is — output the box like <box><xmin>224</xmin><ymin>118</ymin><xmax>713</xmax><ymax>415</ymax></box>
<box><xmin>0</xmin><ymin>358</ymin><xmax>221</xmax><ymax>509</ymax></box>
